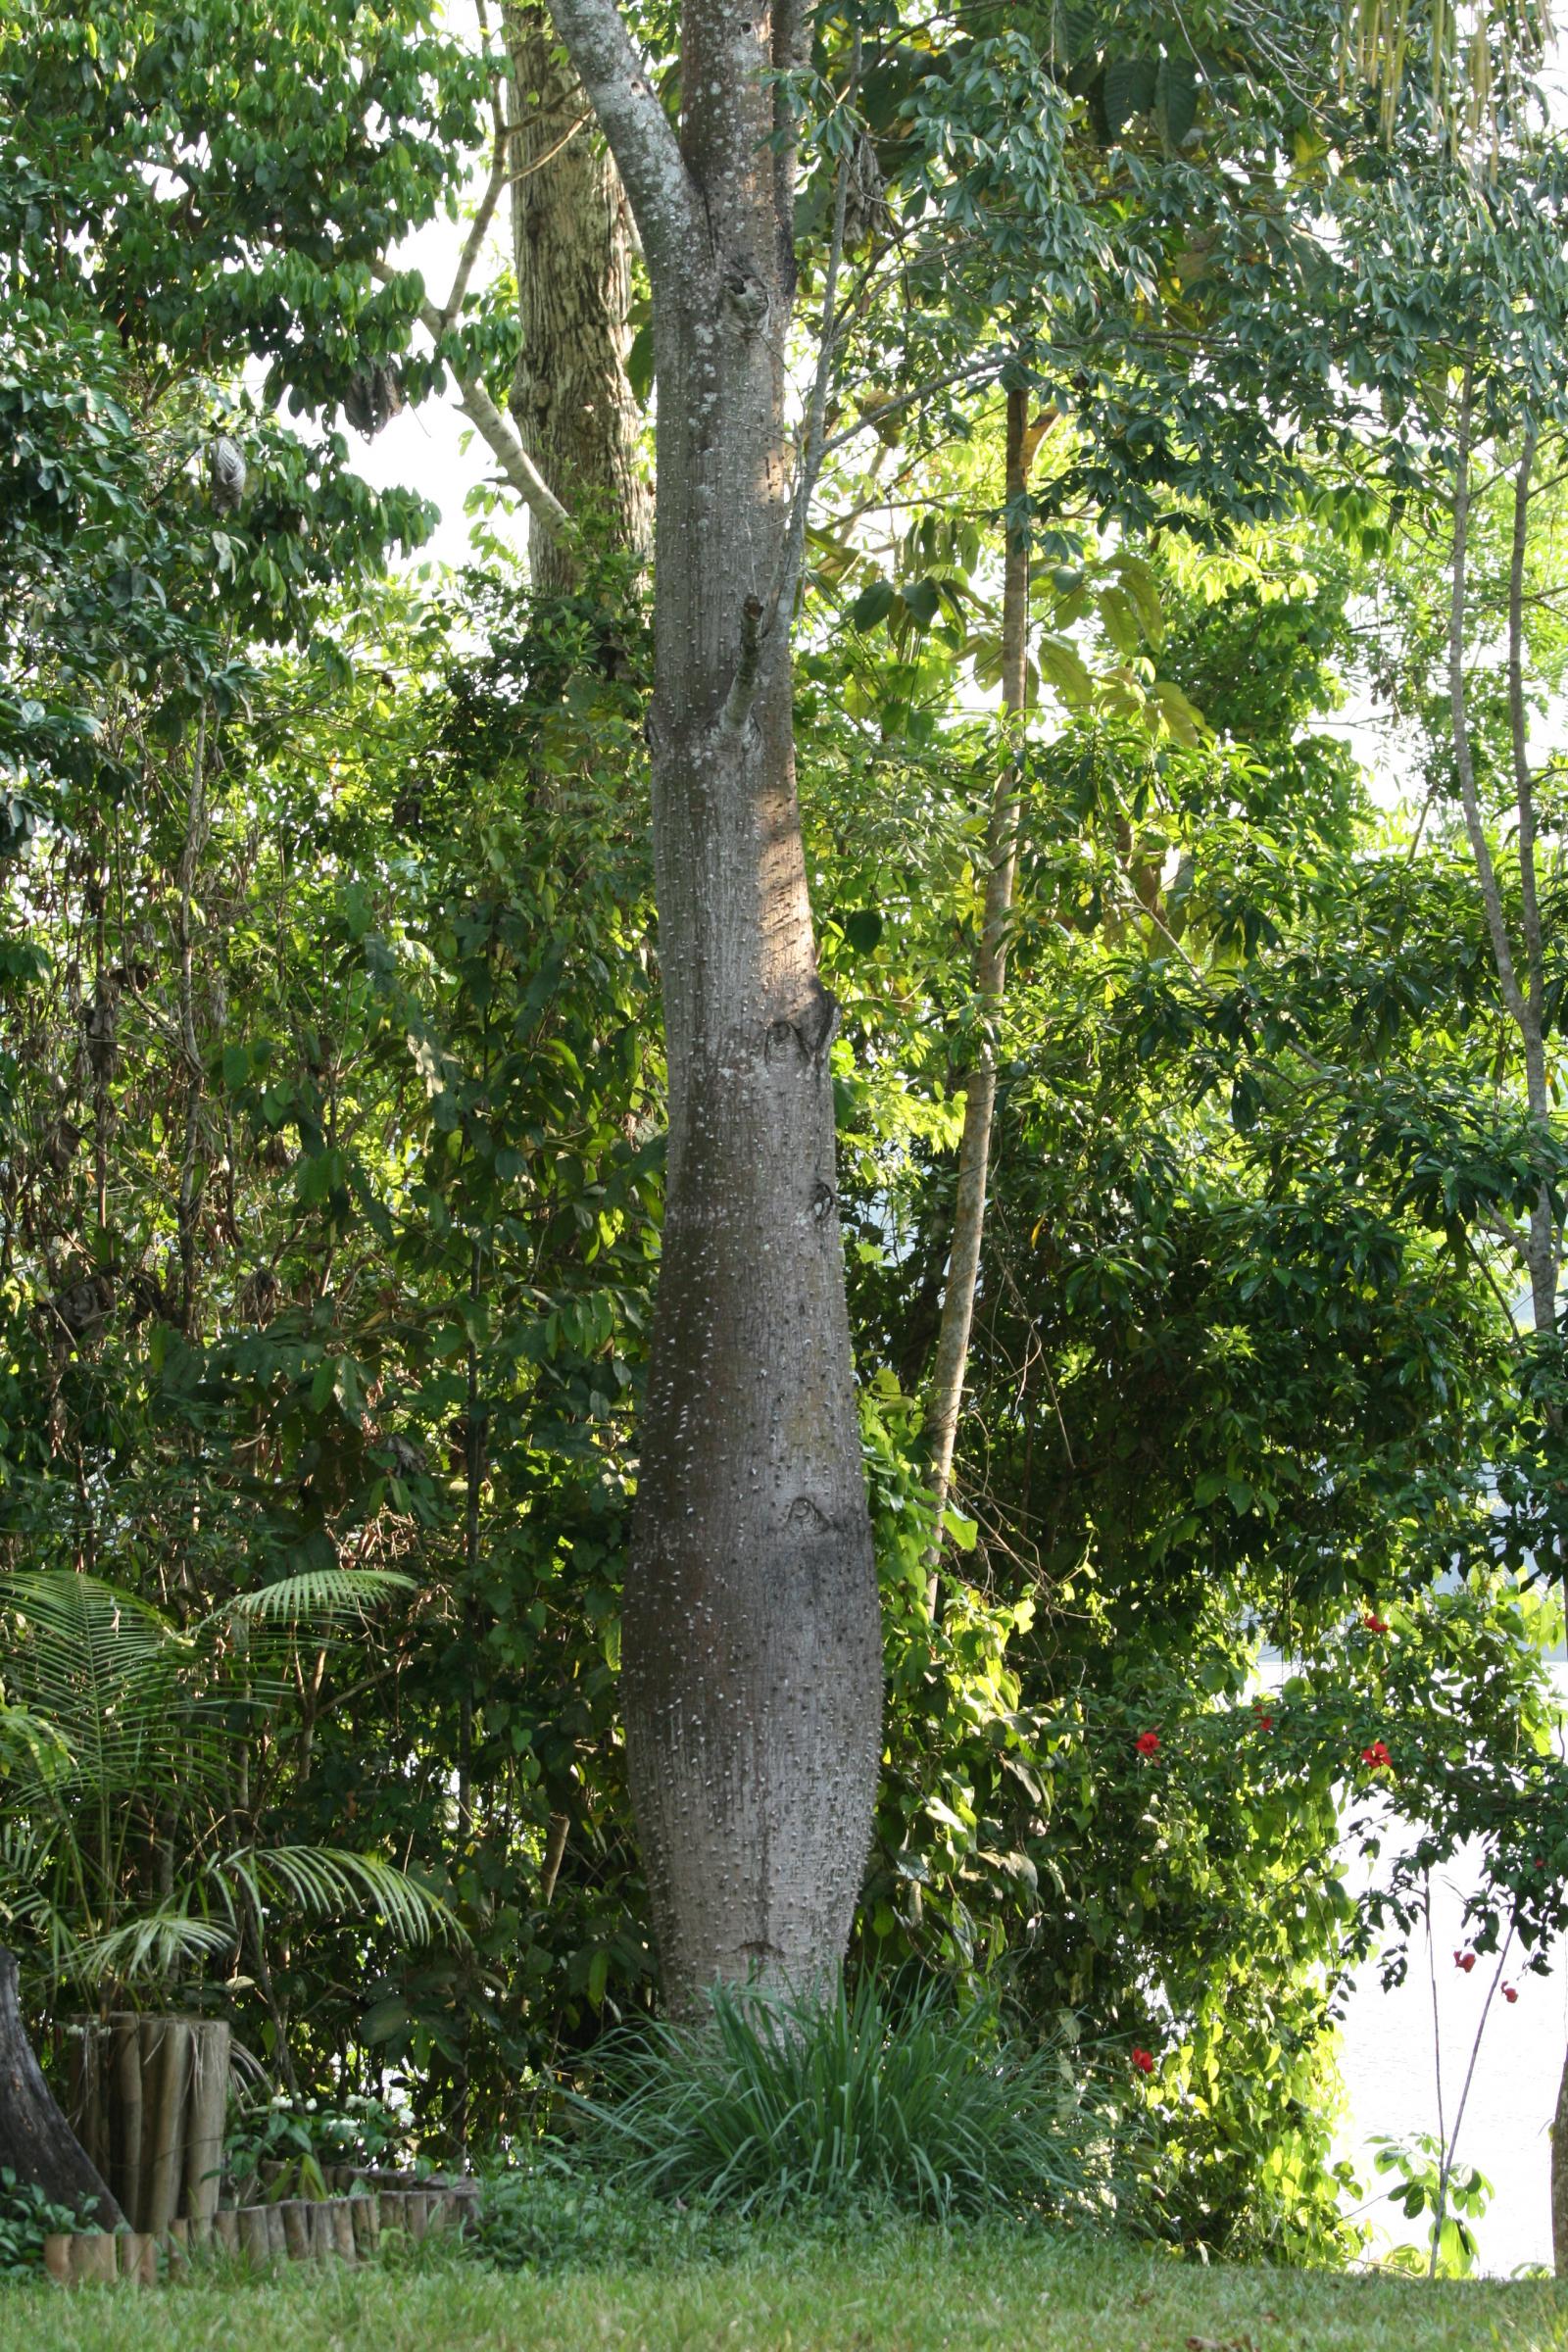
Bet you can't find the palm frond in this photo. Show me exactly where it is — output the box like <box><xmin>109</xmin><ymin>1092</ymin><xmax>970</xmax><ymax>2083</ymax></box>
<box><xmin>0</xmin><ymin>1570</ymin><xmax>200</xmax><ymax>1800</ymax></box>
<box><xmin>212</xmin><ymin>1845</ymin><xmax>465</xmax><ymax>1947</ymax></box>
<box><xmin>214</xmin><ymin>1567</ymin><xmax>414</xmax><ymax>1629</ymax></box>
<box><xmin>70</xmin><ymin>1906</ymin><xmax>238</xmax><ymax>1991</ymax></box>
<box><xmin>0</xmin><ymin>1691</ymin><xmax>73</xmax><ymax>1786</ymax></box>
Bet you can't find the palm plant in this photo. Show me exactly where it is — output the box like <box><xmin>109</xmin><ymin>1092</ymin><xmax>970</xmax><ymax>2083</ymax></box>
<box><xmin>0</xmin><ymin>1566</ymin><xmax>458</xmax><ymax>2005</ymax></box>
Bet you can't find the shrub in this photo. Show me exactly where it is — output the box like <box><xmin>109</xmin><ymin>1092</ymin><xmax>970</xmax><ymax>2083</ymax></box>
<box><xmin>0</xmin><ymin>2170</ymin><xmax>89</xmax><ymax>2279</ymax></box>
<box><xmin>566</xmin><ymin>1976</ymin><xmax>1127</xmax><ymax>2222</ymax></box>
<box><xmin>224</xmin><ymin>2090</ymin><xmax>409</xmax><ymax>2200</ymax></box>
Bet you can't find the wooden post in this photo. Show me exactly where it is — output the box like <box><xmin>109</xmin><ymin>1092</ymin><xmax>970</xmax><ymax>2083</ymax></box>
<box><xmin>118</xmin><ymin>2231</ymin><xmax>157</xmax><ymax>2285</ymax></box>
<box><xmin>68</xmin><ymin>2014</ymin><xmax>230</xmax><ymax>2232</ymax></box>
<box><xmin>111</xmin><ymin>2017</ymin><xmax>143</xmax><ymax>2229</ymax></box>
<box><xmin>140</xmin><ymin>2017</ymin><xmax>193</xmax><ymax>2236</ymax></box>
<box><xmin>70</xmin><ymin>2232</ymin><xmax>118</xmax><ymax>2284</ymax></box>
<box><xmin>238</xmin><ymin>2204</ymin><xmax>272</xmax><ymax>2268</ymax></box>
<box><xmin>181</xmin><ymin>2023</ymin><xmax>228</xmax><ymax>2227</ymax></box>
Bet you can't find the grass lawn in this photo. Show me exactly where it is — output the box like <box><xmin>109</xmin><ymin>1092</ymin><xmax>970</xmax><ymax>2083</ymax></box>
<box><xmin>1</xmin><ymin>2230</ymin><xmax>1563</xmax><ymax>2352</ymax></box>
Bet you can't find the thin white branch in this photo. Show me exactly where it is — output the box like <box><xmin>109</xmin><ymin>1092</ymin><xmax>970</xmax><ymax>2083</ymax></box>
<box><xmin>368</xmin><ymin>262</ymin><xmax>567</xmax><ymax>532</ymax></box>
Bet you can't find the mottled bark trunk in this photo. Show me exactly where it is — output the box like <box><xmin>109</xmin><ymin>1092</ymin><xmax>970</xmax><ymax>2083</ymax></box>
<box><xmin>506</xmin><ymin>2</ymin><xmax>650</xmax><ymax>591</ymax></box>
<box><xmin>548</xmin><ymin>0</ymin><xmax>880</xmax><ymax>2009</ymax></box>
<box><xmin>1555</xmin><ymin>2040</ymin><xmax>1568</xmax><ymax>2275</ymax></box>
<box><xmin>922</xmin><ymin>388</ymin><xmax>1037</xmax><ymax>1592</ymax></box>
<box><xmin>0</xmin><ymin>1947</ymin><xmax>122</xmax><ymax>2226</ymax></box>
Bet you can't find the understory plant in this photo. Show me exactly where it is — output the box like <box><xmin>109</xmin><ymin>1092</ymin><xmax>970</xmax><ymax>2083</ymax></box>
<box><xmin>224</xmin><ymin>2090</ymin><xmax>409</xmax><ymax>2202</ymax></box>
<box><xmin>0</xmin><ymin>2172</ymin><xmax>91</xmax><ymax>2279</ymax></box>
<box><xmin>0</xmin><ymin>1568</ymin><xmax>460</xmax><ymax>2009</ymax></box>
<box><xmin>565</xmin><ymin>1975</ymin><xmax>1129</xmax><ymax>2223</ymax></box>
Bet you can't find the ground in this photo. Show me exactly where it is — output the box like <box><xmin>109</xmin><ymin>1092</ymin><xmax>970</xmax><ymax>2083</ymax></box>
<box><xmin>1</xmin><ymin>2230</ymin><xmax>1563</xmax><ymax>2352</ymax></box>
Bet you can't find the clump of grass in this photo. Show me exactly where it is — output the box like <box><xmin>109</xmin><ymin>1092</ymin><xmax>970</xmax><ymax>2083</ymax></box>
<box><xmin>564</xmin><ymin>1975</ymin><xmax>1126</xmax><ymax>2224</ymax></box>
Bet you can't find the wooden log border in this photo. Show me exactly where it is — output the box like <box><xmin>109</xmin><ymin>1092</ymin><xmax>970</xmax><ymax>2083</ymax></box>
<box><xmin>42</xmin><ymin>2177</ymin><xmax>480</xmax><ymax>2286</ymax></box>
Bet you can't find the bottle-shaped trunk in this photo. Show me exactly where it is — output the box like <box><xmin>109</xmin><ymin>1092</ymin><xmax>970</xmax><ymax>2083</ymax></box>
<box><xmin>546</xmin><ymin>0</ymin><xmax>882</xmax><ymax>2009</ymax></box>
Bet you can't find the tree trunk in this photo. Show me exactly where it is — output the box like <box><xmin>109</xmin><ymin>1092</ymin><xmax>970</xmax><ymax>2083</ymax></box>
<box><xmin>922</xmin><ymin>387</ymin><xmax>1039</xmax><ymax>1595</ymax></box>
<box><xmin>506</xmin><ymin>2</ymin><xmax>650</xmax><ymax>591</ymax></box>
<box><xmin>548</xmin><ymin>0</ymin><xmax>881</xmax><ymax>2008</ymax></box>
<box><xmin>0</xmin><ymin>1947</ymin><xmax>122</xmax><ymax>2226</ymax></box>
<box><xmin>1554</xmin><ymin>2039</ymin><xmax>1568</xmax><ymax>2275</ymax></box>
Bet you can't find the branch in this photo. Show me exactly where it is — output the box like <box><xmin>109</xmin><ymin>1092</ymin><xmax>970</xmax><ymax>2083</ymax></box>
<box><xmin>440</xmin><ymin>142</ymin><xmax>508</xmax><ymax>331</ymax></box>
<box><xmin>369</xmin><ymin>262</ymin><xmax>567</xmax><ymax>533</ymax></box>
<box><xmin>1505</xmin><ymin>417</ymin><xmax>1559</xmax><ymax>1339</ymax></box>
<box><xmin>758</xmin><ymin>35</ymin><xmax>859</xmax><ymax>659</ymax></box>
<box><xmin>456</xmin><ymin>369</ymin><xmax>570</xmax><ymax>531</ymax></box>
<box><xmin>544</xmin><ymin>0</ymin><xmax>701</xmax><ymax>283</ymax></box>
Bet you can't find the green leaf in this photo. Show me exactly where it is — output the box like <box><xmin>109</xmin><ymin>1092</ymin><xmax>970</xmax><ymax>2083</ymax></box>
<box><xmin>850</xmin><ymin>579</ymin><xmax>897</xmax><ymax>629</ymax></box>
<box><xmin>900</xmin><ymin>577</ymin><xmax>943</xmax><ymax>629</ymax></box>
<box><xmin>942</xmin><ymin>1507</ymin><xmax>979</xmax><ymax>1551</ymax></box>
<box><xmin>1102</xmin><ymin>55</ymin><xmax>1157</xmax><ymax>138</ymax></box>
<box><xmin>1155</xmin><ymin>55</ymin><xmax>1199</xmax><ymax>152</ymax></box>
<box><xmin>843</xmin><ymin>907</ymin><xmax>884</xmax><ymax>954</ymax></box>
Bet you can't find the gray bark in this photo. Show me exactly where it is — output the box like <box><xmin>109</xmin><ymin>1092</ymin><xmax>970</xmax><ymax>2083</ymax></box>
<box><xmin>547</xmin><ymin>0</ymin><xmax>881</xmax><ymax>2007</ymax></box>
<box><xmin>506</xmin><ymin>2</ymin><xmax>650</xmax><ymax>590</ymax></box>
<box><xmin>0</xmin><ymin>1947</ymin><xmax>122</xmax><ymax>2226</ymax></box>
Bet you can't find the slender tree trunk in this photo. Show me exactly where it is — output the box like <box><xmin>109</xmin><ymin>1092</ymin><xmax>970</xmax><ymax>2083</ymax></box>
<box><xmin>548</xmin><ymin>0</ymin><xmax>880</xmax><ymax>2009</ymax></box>
<box><xmin>506</xmin><ymin>2</ymin><xmax>650</xmax><ymax>590</ymax></box>
<box><xmin>922</xmin><ymin>387</ymin><xmax>1038</xmax><ymax>1594</ymax></box>
<box><xmin>1504</xmin><ymin>420</ymin><xmax>1557</xmax><ymax>1334</ymax></box>
<box><xmin>1451</xmin><ymin>387</ymin><xmax>1568</xmax><ymax>2260</ymax></box>
<box><xmin>1556</xmin><ymin>2042</ymin><xmax>1568</xmax><ymax>2276</ymax></box>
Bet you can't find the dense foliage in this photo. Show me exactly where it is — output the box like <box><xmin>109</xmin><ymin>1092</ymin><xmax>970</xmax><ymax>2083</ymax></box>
<box><xmin>3</xmin><ymin>0</ymin><xmax>1567</xmax><ymax>2270</ymax></box>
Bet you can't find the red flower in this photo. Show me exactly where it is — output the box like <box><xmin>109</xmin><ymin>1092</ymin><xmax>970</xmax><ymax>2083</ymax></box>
<box><xmin>1503</xmin><ymin>1985</ymin><xmax>1519</xmax><ymax>2004</ymax></box>
<box><xmin>1453</xmin><ymin>1950</ymin><xmax>1477</xmax><ymax>1974</ymax></box>
<box><xmin>1135</xmin><ymin>1731</ymin><xmax>1161</xmax><ymax>1757</ymax></box>
<box><xmin>1132</xmin><ymin>2047</ymin><xmax>1155</xmax><ymax>2075</ymax></box>
<box><xmin>1359</xmin><ymin>1740</ymin><xmax>1393</xmax><ymax>1771</ymax></box>
<box><xmin>1363</xmin><ymin>1613</ymin><xmax>1390</xmax><ymax>1635</ymax></box>
<box><xmin>1254</xmin><ymin>1712</ymin><xmax>1274</xmax><ymax>1733</ymax></box>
